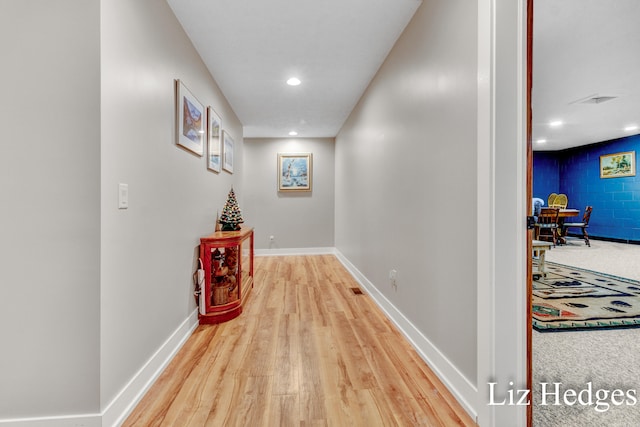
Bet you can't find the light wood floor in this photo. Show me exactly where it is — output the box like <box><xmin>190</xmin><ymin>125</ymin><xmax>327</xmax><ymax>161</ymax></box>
<box><xmin>123</xmin><ymin>255</ymin><xmax>476</xmax><ymax>426</ymax></box>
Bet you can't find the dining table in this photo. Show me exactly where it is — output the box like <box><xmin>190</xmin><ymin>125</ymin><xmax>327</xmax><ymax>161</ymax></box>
<box><xmin>556</xmin><ymin>208</ymin><xmax>580</xmax><ymax>244</ymax></box>
<box><xmin>533</xmin><ymin>208</ymin><xmax>580</xmax><ymax>245</ymax></box>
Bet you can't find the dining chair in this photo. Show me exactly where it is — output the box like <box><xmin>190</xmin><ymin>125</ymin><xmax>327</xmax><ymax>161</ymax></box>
<box><xmin>535</xmin><ymin>207</ymin><xmax>560</xmax><ymax>246</ymax></box>
<box><xmin>561</xmin><ymin>206</ymin><xmax>593</xmax><ymax>247</ymax></box>
<box><xmin>547</xmin><ymin>193</ymin><xmax>558</xmax><ymax>207</ymax></box>
<box><xmin>554</xmin><ymin>193</ymin><xmax>568</xmax><ymax>209</ymax></box>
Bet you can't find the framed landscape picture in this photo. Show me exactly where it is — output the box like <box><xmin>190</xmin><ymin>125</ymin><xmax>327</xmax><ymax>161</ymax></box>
<box><xmin>222</xmin><ymin>130</ymin><xmax>234</xmax><ymax>173</ymax></box>
<box><xmin>278</xmin><ymin>153</ymin><xmax>312</xmax><ymax>192</ymax></box>
<box><xmin>600</xmin><ymin>151</ymin><xmax>636</xmax><ymax>178</ymax></box>
<box><xmin>207</xmin><ymin>107</ymin><xmax>222</xmax><ymax>172</ymax></box>
<box><xmin>175</xmin><ymin>79</ymin><xmax>204</xmax><ymax>156</ymax></box>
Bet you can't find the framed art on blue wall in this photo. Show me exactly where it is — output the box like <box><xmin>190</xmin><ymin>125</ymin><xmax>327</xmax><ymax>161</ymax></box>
<box><xmin>175</xmin><ymin>79</ymin><xmax>204</xmax><ymax>156</ymax></box>
<box><xmin>278</xmin><ymin>153</ymin><xmax>312</xmax><ymax>192</ymax></box>
<box><xmin>207</xmin><ymin>107</ymin><xmax>222</xmax><ymax>172</ymax></box>
<box><xmin>600</xmin><ymin>151</ymin><xmax>635</xmax><ymax>178</ymax></box>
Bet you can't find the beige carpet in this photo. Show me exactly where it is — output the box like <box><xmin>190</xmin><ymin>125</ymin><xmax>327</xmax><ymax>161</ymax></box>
<box><xmin>533</xmin><ymin>238</ymin><xmax>640</xmax><ymax>426</ymax></box>
<box><xmin>545</xmin><ymin>237</ymin><xmax>640</xmax><ymax>281</ymax></box>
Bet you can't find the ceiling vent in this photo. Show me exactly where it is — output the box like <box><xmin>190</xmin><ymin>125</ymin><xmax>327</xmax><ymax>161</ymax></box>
<box><xmin>571</xmin><ymin>94</ymin><xmax>618</xmax><ymax>105</ymax></box>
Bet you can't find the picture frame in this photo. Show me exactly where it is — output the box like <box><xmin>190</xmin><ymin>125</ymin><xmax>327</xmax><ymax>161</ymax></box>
<box><xmin>222</xmin><ymin>130</ymin><xmax>234</xmax><ymax>173</ymax></box>
<box><xmin>175</xmin><ymin>79</ymin><xmax>204</xmax><ymax>156</ymax></box>
<box><xmin>278</xmin><ymin>153</ymin><xmax>312</xmax><ymax>192</ymax></box>
<box><xmin>600</xmin><ymin>151</ymin><xmax>636</xmax><ymax>178</ymax></box>
<box><xmin>207</xmin><ymin>107</ymin><xmax>222</xmax><ymax>172</ymax></box>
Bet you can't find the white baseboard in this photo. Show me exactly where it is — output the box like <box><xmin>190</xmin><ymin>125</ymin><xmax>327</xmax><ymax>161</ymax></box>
<box><xmin>102</xmin><ymin>309</ymin><xmax>200</xmax><ymax>427</ymax></box>
<box><xmin>334</xmin><ymin>250</ymin><xmax>478</xmax><ymax>421</ymax></box>
<box><xmin>0</xmin><ymin>311</ymin><xmax>199</xmax><ymax>427</ymax></box>
<box><xmin>0</xmin><ymin>414</ymin><xmax>101</xmax><ymax>427</ymax></box>
<box><xmin>255</xmin><ymin>247</ymin><xmax>336</xmax><ymax>256</ymax></box>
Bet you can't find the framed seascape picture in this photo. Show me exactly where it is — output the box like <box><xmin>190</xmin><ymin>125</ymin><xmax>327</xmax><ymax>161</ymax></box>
<box><xmin>207</xmin><ymin>107</ymin><xmax>222</xmax><ymax>172</ymax></box>
<box><xmin>600</xmin><ymin>151</ymin><xmax>636</xmax><ymax>178</ymax></box>
<box><xmin>222</xmin><ymin>130</ymin><xmax>234</xmax><ymax>173</ymax></box>
<box><xmin>278</xmin><ymin>153</ymin><xmax>312</xmax><ymax>192</ymax></box>
<box><xmin>175</xmin><ymin>80</ymin><xmax>204</xmax><ymax>156</ymax></box>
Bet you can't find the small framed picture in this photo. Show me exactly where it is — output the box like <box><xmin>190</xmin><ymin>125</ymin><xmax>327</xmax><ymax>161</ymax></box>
<box><xmin>175</xmin><ymin>79</ymin><xmax>204</xmax><ymax>156</ymax></box>
<box><xmin>600</xmin><ymin>151</ymin><xmax>636</xmax><ymax>178</ymax></box>
<box><xmin>222</xmin><ymin>130</ymin><xmax>234</xmax><ymax>173</ymax></box>
<box><xmin>207</xmin><ymin>107</ymin><xmax>222</xmax><ymax>172</ymax></box>
<box><xmin>278</xmin><ymin>153</ymin><xmax>312</xmax><ymax>192</ymax></box>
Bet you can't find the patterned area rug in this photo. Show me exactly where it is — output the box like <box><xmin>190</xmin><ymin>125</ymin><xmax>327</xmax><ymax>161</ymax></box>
<box><xmin>533</xmin><ymin>262</ymin><xmax>640</xmax><ymax>332</ymax></box>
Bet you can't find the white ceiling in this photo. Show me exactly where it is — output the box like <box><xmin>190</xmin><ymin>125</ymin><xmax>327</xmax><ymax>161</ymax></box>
<box><xmin>166</xmin><ymin>0</ymin><xmax>638</xmax><ymax>147</ymax></box>
<box><xmin>533</xmin><ymin>0</ymin><xmax>640</xmax><ymax>151</ymax></box>
<box><xmin>166</xmin><ymin>0</ymin><xmax>422</xmax><ymax>138</ymax></box>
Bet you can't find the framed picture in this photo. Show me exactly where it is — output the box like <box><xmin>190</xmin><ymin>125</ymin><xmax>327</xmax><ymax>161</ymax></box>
<box><xmin>222</xmin><ymin>130</ymin><xmax>234</xmax><ymax>173</ymax></box>
<box><xmin>207</xmin><ymin>107</ymin><xmax>222</xmax><ymax>172</ymax></box>
<box><xmin>600</xmin><ymin>151</ymin><xmax>636</xmax><ymax>178</ymax></box>
<box><xmin>175</xmin><ymin>80</ymin><xmax>204</xmax><ymax>156</ymax></box>
<box><xmin>278</xmin><ymin>153</ymin><xmax>312</xmax><ymax>192</ymax></box>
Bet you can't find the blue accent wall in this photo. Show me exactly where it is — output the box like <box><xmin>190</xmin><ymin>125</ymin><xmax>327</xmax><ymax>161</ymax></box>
<box><xmin>532</xmin><ymin>152</ymin><xmax>559</xmax><ymax>203</ymax></box>
<box><xmin>533</xmin><ymin>134</ymin><xmax>640</xmax><ymax>241</ymax></box>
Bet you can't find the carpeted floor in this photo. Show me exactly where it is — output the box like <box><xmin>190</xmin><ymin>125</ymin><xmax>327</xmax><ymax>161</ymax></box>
<box><xmin>533</xmin><ymin>239</ymin><xmax>640</xmax><ymax>426</ymax></box>
<box><xmin>533</xmin><ymin>327</ymin><xmax>640</xmax><ymax>426</ymax></box>
<box><xmin>544</xmin><ymin>237</ymin><xmax>640</xmax><ymax>281</ymax></box>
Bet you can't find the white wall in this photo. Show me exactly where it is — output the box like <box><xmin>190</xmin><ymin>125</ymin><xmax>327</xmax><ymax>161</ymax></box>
<box><xmin>243</xmin><ymin>138</ymin><xmax>335</xmax><ymax>251</ymax></box>
<box><xmin>100</xmin><ymin>0</ymin><xmax>243</xmax><ymax>419</ymax></box>
<box><xmin>0</xmin><ymin>0</ymin><xmax>101</xmax><ymax>419</ymax></box>
<box><xmin>336</xmin><ymin>0</ymin><xmax>478</xmax><ymax>390</ymax></box>
<box><xmin>0</xmin><ymin>0</ymin><xmax>244</xmax><ymax>423</ymax></box>
<box><xmin>335</xmin><ymin>0</ymin><xmax>528</xmax><ymax>424</ymax></box>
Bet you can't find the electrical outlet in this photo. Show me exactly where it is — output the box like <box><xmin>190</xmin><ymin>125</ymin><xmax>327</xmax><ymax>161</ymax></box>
<box><xmin>389</xmin><ymin>269</ymin><xmax>397</xmax><ymax>290</ymax></box>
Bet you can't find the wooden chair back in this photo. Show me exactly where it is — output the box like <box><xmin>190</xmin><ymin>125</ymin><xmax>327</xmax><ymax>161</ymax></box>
<box><xmin>582</xmin><ymin>206</ymin><xmax>593</xmax><ymax>225</ymax></box>
<box><xmin>538</xmin><ymin>207</ymin><xmax>560</xmax><ymax>224</ymax></box>
<box><xmin>536</xmin><ymin>207</ymin><xmax>560</xmax><ymax>245</ymax></box>
<box><xmin>553</xmin><ymin>193</ymin><xmax>568</xmax><ymax>209</ymax></box>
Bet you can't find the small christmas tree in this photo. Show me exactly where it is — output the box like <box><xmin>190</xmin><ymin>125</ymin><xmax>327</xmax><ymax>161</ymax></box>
<box><xmin>219</xmin><ymin>187</ymin><xmax>244</xmax><ymax>231</ymax></box>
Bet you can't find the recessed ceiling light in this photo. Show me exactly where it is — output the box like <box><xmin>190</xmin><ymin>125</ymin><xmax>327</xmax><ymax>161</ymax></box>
<box><xmin>536</xmin><ymin>138</ymin><xmax>547</xmax><ymax>144</ymax></box>
<box><xmin>286</xmin><ymin>77</ymin><xmax>301</xmax><ymax>86</ymax></box>
<box><xmin>549</xmin><ymin>120</ymin><xmax>563</xmax><ymax>127</ymax></box>
<box><xmin>624</xmin><ymin>125</ymin><xmax>639</xmax><ymax>132</ymax></box>
<box><xmin>288</xmin><ymin>131</ymin><xmax>298</xmax><ymax>136</ymax></box>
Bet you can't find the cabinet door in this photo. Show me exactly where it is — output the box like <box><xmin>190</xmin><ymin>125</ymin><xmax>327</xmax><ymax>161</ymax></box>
<box><xmin>209</xmin><ymin>244</ymin><xmax>240</xmax><ymax>307</ymax></box>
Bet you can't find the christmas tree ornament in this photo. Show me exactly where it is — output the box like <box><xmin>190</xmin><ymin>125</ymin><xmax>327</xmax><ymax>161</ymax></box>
<box><xmin>219</xmin><ymin>187</ymin><xmax>244</xmax><ymax>231</ymax></box>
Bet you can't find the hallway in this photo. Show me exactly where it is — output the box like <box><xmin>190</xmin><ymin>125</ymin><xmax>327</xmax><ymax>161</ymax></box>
<box><xmin>124</xmin><ymin>255</ymin><xmax>475</xmax><ymax>426</ymax></box>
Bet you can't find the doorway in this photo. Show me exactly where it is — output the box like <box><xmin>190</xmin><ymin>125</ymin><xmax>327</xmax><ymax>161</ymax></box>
<box><xmin>528</xmin><ymin>1</ymin><xmax>640</xmax><ymax>426</ymax></box>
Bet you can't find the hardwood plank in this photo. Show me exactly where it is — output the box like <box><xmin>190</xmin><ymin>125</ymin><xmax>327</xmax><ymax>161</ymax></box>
<box><xmin>161</xmin><ymin>320</ymin><xmax>256</xmax><ymax>426</ymax></box>
<box><xmin>272</xmin><ymin>313</ymin><xmax>300</xmax><ymax>395</ymax></box>
<box><xmin>283</xmin><ymin>279</ymin><xmax>299</xmax><ymax>314</ymax></box>
<box><xmin>265</xmin><ymin>394</ymin><xmax>299</xmax><ymax>427</ymax></box>
<box><xmin>123</xmin><ymin>255</ymin><xmax>476</xmax><ymax>427</ymax></box>
<box><xmin>328</xmin><ymin>311</ymin><xmax>377</xmax><ymax>390</ymax></box>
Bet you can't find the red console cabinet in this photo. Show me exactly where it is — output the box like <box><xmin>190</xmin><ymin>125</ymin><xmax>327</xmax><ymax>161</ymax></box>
<box><xmin>198</xmin><ymin>226</ymin><xmax>254</xmax><ymax>324</ymax></box>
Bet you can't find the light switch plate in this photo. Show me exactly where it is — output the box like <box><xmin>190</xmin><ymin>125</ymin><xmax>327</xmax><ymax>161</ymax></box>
<box><xmin>118</xmin><ymin>183</ymin><xmax>129</xmax><ymax>209</ymax></box>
